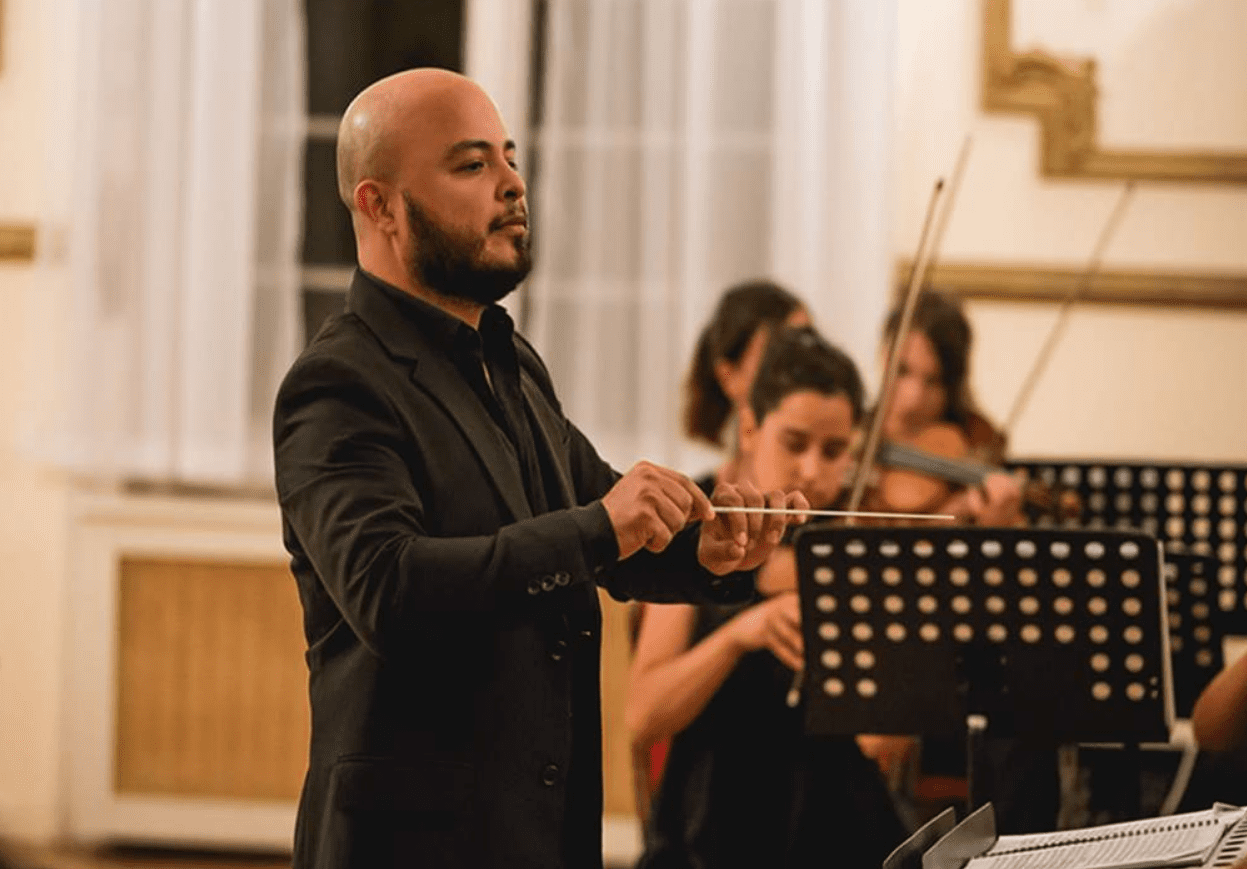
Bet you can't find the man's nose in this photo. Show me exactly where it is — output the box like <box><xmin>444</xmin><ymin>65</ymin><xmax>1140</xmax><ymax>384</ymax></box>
<box><xmin>501</xmin><ymin>164</ymin><xmax>526</xmax><ymax>201</ymax></box>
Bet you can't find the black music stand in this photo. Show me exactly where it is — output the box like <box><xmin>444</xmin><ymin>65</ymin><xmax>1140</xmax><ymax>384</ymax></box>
<box><xmin>792</xmin><ymin>526</ymin><xmax>1175</xmax><ymax>815</ymax></box>
<box><xmin>882</xmin><ymin>806</ymin><xmax>957</xmax><ymax>869</ymax></box>
<box><xmin>1008</xmin><ymin>459</ymin><xmax>1247</xmax><ymax>631</ymax></box>
<box><xmin>1164</xmin><ymin>552</ymin><xmax>1225</xmax><ymax>718</ymax></box>
<box><xmin>1078</xmin><ymin>552</ymin><xmax>1223</xmax><ymax>821</ymax></box>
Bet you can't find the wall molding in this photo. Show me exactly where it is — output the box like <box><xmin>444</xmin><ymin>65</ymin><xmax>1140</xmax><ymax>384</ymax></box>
<box><xmin>898</xmin><ymin>260</ymin><xmax>1247</xmax><ymax>310</ymax></box>
<box><xmin>0</xmin><ymin>223</ymin><xmax>36</xmax><ymax>262</ymax></box>
<box><xmin>64</xmin><ymin>492</ymin><xmax>297</xmax><ymax>849</ymax></box>
<box><xmin>982</xmin><ymin>0</ymin><xmax>1247</xmax><ymax>185</ymax></box>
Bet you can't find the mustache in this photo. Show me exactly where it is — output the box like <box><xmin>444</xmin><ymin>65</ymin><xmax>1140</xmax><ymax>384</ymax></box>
<box><xmin>489</xmin><ymin>208</ymin><xmax>529</xmax><ymax>231</ymax></box>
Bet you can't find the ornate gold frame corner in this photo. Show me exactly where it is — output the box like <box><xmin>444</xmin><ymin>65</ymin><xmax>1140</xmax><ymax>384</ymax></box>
<box><xmin>982</xmin><ymin>0</ymin><xmax>1247</xmax><ymax>184</ymax></box>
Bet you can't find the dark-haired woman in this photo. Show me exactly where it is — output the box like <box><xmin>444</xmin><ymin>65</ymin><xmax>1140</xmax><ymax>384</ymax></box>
<box><xmin>868</xmin><ymin>292</ymin><xmax>1057</xmax><ymax>834</ymax></box>
<box><xmin>683</xmin><ymin>280</ymin><xmax>810</xmax><ymax>485</ymax></box>
<box><xmin>874</xmin><ymin>291</ymin><xmax>1021</xmax><ymax>525</ymax></box>
<box><xmin>630</xmin><ymin>327</ymin><xmax>906</xmax><ymax>869</ymax></box>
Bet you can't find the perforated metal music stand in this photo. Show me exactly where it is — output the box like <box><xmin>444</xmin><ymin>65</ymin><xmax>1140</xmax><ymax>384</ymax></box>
<box><xmin>792</xmin><ymin>526</ymin><xmax>1175</xmax><ymax>810</ymax></box>
<box><xmin>1008</xmin><ymin>460</ymin><xmax>1247</xmax><ymax>631</ymax></box>
<box><xmin>1164</xmin><ymin>552</ymin><xmax>1225</xmax><ymax>718</ymax></box>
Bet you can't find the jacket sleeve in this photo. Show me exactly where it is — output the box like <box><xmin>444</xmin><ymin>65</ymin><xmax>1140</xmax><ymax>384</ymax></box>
<box><xmin>512</xmin><ymin>334</ymin><xmax>754</xmax><ymax>606</ymax></box>
<box><xmin>273</xmin><ymin>354</ymin><xmax>623</xmax><ymax>660</ymax></box>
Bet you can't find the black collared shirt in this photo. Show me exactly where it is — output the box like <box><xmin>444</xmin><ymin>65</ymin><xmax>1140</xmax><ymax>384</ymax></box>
<box><xmin>363</xmin><ymin>271</ymin><xmax>553</xmax><ymax>516</ymax></box>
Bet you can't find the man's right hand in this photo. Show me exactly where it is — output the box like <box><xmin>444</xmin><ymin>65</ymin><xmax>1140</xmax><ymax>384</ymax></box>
<box><xmin>601</xmin><ymin>461</ymin><xmax>715</xmax><ymax>559</ymax></box>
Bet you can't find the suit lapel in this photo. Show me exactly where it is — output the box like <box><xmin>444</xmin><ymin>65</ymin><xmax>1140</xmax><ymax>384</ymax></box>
<box><xmin>346</xmin><ymin>272</ymin><xmax>532</xmax><ymax>522</ymax></box>
<box><xmin>410</xmin><ymin>353</ymin><xmax>532</xmax><ymax>521</ymax></box>
<box><xmin>520</xmin><ymin>371</ymin><xmax>577</xmax><ymax>509</ymax></box>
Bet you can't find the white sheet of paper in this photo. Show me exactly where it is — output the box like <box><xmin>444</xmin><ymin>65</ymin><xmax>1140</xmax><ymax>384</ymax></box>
<box><xmin>964</xmin><ymin>805</ymin><xmax>1244</xmax><ymax>869</ymax></box>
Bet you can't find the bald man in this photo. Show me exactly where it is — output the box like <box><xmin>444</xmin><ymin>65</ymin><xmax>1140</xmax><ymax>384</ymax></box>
<box><xmin>272</xmin><ymin>69</ymin><xmax>807</xmax><ymax>869</ymax></box>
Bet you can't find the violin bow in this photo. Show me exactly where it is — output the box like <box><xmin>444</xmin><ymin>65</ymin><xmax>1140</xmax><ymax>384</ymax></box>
<box><xmin>784</xmin><ymin>143</ymin><xmax>969</xmax><ymax>710</ymax></box>
<box><xmin>926</xmin><ymin>136</ymin><xmax>975</xmax><ymax>279</ymax></box>
<box><xmin>1000</xmin><ymin>181</ymin><xmax>1137</xmax><ymax>439</ymax></box>
<box><xmin>843</xmin><ymin>136</ymin><xmax>973</xmax><ymax>520</ymax></box>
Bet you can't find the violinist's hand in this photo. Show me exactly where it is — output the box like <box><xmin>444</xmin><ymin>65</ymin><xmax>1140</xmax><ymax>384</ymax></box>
<box><xmin>697</xmin><ymin>482</ymin><xmax>809</xmax><ymax>575</ymax></box>
<box><xmin>857</xmin><ymin>734</ymin><xmax>919</xmax><ymax>792</ymax></box>
<box><xmin>727</xmin><ymin>591</ymin><xmax>803</xmax><ymax>671</ymax></box>
<box><xmin>965</xmin><ymin>471</ymin><xmax>1024</xmax><ymax>526</ymax></box>
<box><xmin>755</xmin><ymin>546</ymin><xmax>797</xmax><ymax>597</ymax></box>
<box><xmin>602</xmin><ymin>461</ymin><xmax>714</xmax><ymax>559</ymax></box>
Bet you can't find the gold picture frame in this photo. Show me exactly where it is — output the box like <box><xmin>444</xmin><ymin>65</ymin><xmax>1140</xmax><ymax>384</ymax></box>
<box><xmin>0</xmin><ymin>0</ymin><xmax>39</xmax><ymax>262</ymax></box>
<box><xmin>983</xmin><ymin>0</ymin><xmax>1247</xmax><ymax>185</ymax></box>
<box><xmin>0</xmin><ymin>223</ymin><xmax>35</xmax><ymax>262</ymax></box>
<box><xmin>897</xmin><ymin>260</ymin><xmax>1247</xmax><ymax>311</ymax></box>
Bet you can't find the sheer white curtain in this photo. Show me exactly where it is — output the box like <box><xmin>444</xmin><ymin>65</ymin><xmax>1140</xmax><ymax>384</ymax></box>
<box><xmin>43</xmin><ymin>0</ymin><xmax>305</xmax><ymax>489</ymax></box>
<box><xmin>526</xmin><ymin>0</ymin><xmax>896</xmax><ymax>475</ymax></box>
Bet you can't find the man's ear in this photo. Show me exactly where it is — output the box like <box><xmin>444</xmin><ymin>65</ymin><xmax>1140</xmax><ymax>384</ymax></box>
<box><xmin>355</xmin><ymin>181</ymin><xmax>400</xmax><ymax>234</ymax></box>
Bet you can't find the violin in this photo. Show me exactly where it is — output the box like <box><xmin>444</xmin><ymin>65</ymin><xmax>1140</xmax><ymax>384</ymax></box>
<box><xmin>860</xmin><ymin>421</ymin><xmax>1081</xmax><ymax>523</ymax></box>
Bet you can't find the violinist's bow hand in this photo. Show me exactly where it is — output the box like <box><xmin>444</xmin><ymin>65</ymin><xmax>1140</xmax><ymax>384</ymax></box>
<box><xmin>967</xmin><ymin>471</ymin><xmax>1024</xmax><ymax>527</ymax></box>
<box><xmin>697</xmin><ymin>483</ymin><xmax>810</xmax><ymax>574</ymax></box>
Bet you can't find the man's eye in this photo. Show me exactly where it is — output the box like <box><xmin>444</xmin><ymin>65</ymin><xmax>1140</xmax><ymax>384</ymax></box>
<box><xmin>461</xmin><ymin>161</ymin><xmax>486</xmax><ymax>172</ymax></box>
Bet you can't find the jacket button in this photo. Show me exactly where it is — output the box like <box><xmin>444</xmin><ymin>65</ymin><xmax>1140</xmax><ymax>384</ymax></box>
<box><xmin>540</xmin><ymin>574</ymin><xmax>557</xmax><ymax>591</ymax></box>
<box><xmin>541</xmin><ymin>763</ymin><xmax>560</xmax><ymax>786</ymax></box>
<box><xmin>550</xmin><ymin>639</ymin><xmax>568</xmax><ymax>662</ymax></box>
<box><xmin>554</xmin><ymin>571</ymin><xmax>570</xmax><ymax>586</ymax></box>
<box><xmin>526</xmin><ymin>579</ymin><xmax>541</xmax><ymax>596</ymax></box>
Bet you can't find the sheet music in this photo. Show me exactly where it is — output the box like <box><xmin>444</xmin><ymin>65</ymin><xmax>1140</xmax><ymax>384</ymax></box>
<box><xmin>964</xmin><ymin>805</ymin><xmax>1244</xmax><ymax>869</ymax></box>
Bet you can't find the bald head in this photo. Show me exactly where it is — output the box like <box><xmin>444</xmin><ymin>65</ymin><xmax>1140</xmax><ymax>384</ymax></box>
<box><xmin>336</xmin><ymin>68</ymin><xmax>496</xmax><ymax>214</ymax></box>
<box><xmin>334</xmin><ymin>68</ymin><xmax>529</xmax><ymax>311</ymax></box>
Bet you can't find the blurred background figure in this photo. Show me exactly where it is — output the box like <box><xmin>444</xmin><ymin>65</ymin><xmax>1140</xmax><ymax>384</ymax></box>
<box><xmin>866</xmin><ymin>291</ymin><xmax>1023</xmax><ymax>527</ymax></box>
<box><xmin>683</xmin><ymin>280</ymin><xmax>811</xmax><ymax>486</ymax></box>
<box><xmin>628</xmin><ymin>326</ymin><xmax>906</xmax><ymax>869</ymax></box>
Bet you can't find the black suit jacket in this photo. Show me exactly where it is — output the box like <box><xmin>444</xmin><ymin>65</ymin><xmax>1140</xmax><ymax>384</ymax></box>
<box><xmin>273</xmin><ymin>271</ymin><xmax>748</xmax><ymax>869</ymax></box>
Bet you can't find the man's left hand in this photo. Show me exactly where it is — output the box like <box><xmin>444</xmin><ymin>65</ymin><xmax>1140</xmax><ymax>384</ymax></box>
<box><xmin>696</xmin><ymin>482</ymin><xmax>809</xmax><ymax>575</ymax></box>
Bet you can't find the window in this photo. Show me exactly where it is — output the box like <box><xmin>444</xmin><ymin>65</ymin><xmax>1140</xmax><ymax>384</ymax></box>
<box><xmin>300</xmin><ymin>0</ymin><xmax>468</xmax><ymax>340</ymax></box>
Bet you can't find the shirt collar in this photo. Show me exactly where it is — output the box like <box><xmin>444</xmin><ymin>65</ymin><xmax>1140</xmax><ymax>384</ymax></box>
<box><xmin>356</xmin><ymin>269</ymin><xmax>515</xmax><ymax>359</ymax></box>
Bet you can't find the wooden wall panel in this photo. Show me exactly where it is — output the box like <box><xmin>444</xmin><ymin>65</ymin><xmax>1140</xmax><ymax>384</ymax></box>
<box><xmin>114</xmin><ymin>558</ymin><xmax>309</xmax><ymax>801</ymax></box>
<box><xmin>112</xmin><ymin>558</ymin><xmax>640</xmax><ymax>815</ymax></box>
<box><xmin>599</xmin><ymin>591</ymin><xmax>639</xmax><ymax>818</ymax></box>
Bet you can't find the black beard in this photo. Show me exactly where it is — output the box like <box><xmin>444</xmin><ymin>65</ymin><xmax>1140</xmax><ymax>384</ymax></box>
<box><xmin>403</xmin><ymin>193</ymin><xmax>532</xmax><ymax>305</ymax></box>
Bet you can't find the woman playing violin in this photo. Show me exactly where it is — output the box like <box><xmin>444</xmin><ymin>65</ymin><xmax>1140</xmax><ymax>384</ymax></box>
<box><xmin>872</xmin><ymin>290</ymin><xmax>1023</xmax><ymax>526</ymax></box>
<box><xmin>629</xmin><ymin>327</ymin><xmax>906</xmax><ymax>869</ymax></box>
<box><xmin>864</xmin><ymin>291</ymin><xmax>1059</xmax><ymax>834</ymax></box>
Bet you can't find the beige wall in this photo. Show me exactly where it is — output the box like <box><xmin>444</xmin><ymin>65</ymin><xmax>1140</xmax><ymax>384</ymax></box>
<box><xmin>893</xmin><ymin>0</ymin><xmax>1247</xmax><ymax>462</ymax></box>
<box><xmin>0</xmin><ymin>0</ymin><xmax>74</xmax><ymax>842</ymax></box>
